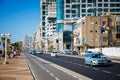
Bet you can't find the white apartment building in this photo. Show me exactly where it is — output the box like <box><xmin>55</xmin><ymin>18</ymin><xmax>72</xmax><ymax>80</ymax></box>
<box><xmin>23</xmin><ymin>35</ymin><xmax>32</xmax><ymax>50</ymax></box>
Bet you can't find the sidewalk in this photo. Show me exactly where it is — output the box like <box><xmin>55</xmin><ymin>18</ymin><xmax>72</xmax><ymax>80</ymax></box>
<box><xmin>0</xmin><ymin>53</ymin><xmax>33</xmax><ymax>80</ymax></box>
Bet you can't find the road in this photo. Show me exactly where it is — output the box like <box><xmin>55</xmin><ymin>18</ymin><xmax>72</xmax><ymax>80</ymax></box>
<box><xmin>25</xmin><ymin>53</ymin><xmax>120</xmax><ymax>80</ymax></box>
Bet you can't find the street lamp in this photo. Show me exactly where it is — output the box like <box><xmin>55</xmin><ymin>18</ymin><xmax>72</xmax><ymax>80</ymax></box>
<box><xmin>1</xmin><ymin>33</ymin><xmax>11</xmax><ymax>64</ymax></box>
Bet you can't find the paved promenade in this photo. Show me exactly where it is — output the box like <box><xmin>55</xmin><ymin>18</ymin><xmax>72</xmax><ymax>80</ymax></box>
<box><xmin>0</xmin><ymin>53</ymin><xmax>33</xmax><ymax>80</ymax></box>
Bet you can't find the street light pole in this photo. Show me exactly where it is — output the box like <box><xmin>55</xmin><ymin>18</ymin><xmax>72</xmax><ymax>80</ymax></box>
<box><xmin>99</xmin><ymin>26</ymin><xmax>102</xmax><ymax>53</ymax></box>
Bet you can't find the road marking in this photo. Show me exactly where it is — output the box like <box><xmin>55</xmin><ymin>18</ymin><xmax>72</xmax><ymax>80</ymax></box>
<box><xmin>84</xmin><ymin>66</ymin><xmax>90</xmax><ymax>68</ymax></box>
<box><xmin>117</xmin><ymin>74</ymin><xmax>120</xmax><ymax>77</ymax></box>
<box><xmin>92</xmin><ymin>67</ymin><xmax>99</xmax><ymax>71</ymax></box>
<box><xmin>72</xmin><ymin>75</ymin><xmax>77</xmax><ymax>78</ymax></box>
<box><xmin>26</xmin><ymin>59</ymin><xmax>38</xmax><ymax>80</ymax></box>
<box><xmin>67</xmin><ymin>72</ymin><xmax>72</xmax><ymax>75</ymax></box>
<box><xmin>103</xmin><ymin>70</ymin><xmax>111</xmax><ymax>74</ymax></box>
<box><xmin>78</xmin><ymin>78</ymin><xmax>82</xmax><ymax>80</ymax></box>
<box><xmin>74</xmin><ymin>63</ymin><xmax>77</xmax><ymax>65</ymax></box>
<box><xmin>50</xmin><ymin>73</ymin><xmax>54</xmax><ymax>76</ymax></box>
<box><xmin>29</xmin><ymin>53</ymin><xmax>92</xmax><ymax>80</ymax></box>
<box><xmin>43</xmin><ymin>68</ymin><xmax>46</xmax><ymax>70</ymax></box>
<box><xmin>46</xmin><ymin>70</ymin><xmax>50</xmax><ymax>73</ymax></box>
<box><xmin>55</xmin><ymin>77</ymin><xmax>60</xmax><ymax>80</ymax></box>
<box><xmin>78</xmin><ymin>64</ymin><xmax>83</xmax><ymax>66</ymax></box>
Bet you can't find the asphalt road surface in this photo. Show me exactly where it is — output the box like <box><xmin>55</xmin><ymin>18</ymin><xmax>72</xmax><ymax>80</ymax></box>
<box><xmin>25</xmin><ymin>53</ymin><xmax>120</xmax><ymax>80</ymax></box>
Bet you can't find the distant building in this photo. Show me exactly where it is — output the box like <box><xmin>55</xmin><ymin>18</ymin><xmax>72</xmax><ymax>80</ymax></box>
<box><xmin>23</xmin><ymin>35</ymin><xmax>33</xmax><ymax>50</ymax></box>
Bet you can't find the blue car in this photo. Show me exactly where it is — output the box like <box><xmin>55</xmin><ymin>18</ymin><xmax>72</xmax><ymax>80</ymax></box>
<box><xmin>85</xmin><ymin>52</ymin><xmax>108</xmax><ymax>67</ymax></box>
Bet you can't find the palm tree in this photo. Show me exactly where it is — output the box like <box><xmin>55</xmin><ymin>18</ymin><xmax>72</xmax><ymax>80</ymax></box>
<box><xmin>11</xmin><ymin>42</ymin><xmax>22</xmax><ymax>56</ymax></box>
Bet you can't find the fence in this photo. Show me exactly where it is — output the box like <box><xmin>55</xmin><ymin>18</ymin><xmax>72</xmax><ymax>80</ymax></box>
<box><xmin>87</xmin><ymin>47</ymin><xmax>120</xmax><ymax>57</ymax></box>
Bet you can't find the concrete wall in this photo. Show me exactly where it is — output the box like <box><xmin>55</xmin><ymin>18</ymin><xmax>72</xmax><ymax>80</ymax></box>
<box><xmin>88</xmin><ymin>47</ymin><xmax>120</xmax><ymax>57</ymax></box>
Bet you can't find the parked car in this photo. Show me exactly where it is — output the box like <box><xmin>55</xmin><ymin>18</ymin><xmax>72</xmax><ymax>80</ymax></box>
<box><xmin>84</xmin><ymin>52</ymin><xmax>108</xmax><ymax>67</ymax></box>
<box><xmin>60</xmin><ymin>50</ymin><xmax>71</xmax><ymax>54</ymax></box>
<box><xmin>36</xmin><ymin>51</ymin><xmax>43</xmax><ymax>54</ymax></box>
<box><xmin>51</xmin><ymin>51</ymin><xmax>58</xmax><ymax>57</ymax></box>
<box><xmin>81</xmin><ymin>51</ymin><xmax>92</xmax><ymax>56</ymax></box>
<box><xmin>31</xmin><ymin>50</ymin><xmax>36</xmax><ymax>55</ymax></box>
<box><xmin>70</xmin><ymin>51</ymin><xmax>78</xmax><ymax>55</ymax></box>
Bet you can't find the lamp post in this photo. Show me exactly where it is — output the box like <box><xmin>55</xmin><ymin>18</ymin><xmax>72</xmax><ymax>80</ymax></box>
<box><xmin>1</xmin><ymin>33</ymin><xmax>11</xmax><ymax>64</ymax></box>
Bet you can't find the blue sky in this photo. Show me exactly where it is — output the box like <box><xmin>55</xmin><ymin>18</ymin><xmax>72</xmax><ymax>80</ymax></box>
<box><xmin>0</xmin><ymin>0</ymin><xmax>40</xmax><ymax>42</ymax></box>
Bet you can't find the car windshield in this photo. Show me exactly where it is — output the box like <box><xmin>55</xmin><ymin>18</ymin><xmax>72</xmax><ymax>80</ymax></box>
<box><xmin>53</xmin><ymin>52</ymin><xmax>57</xmax><ymax>53</ymax></box>
<box><xmin>91</xmin><ymin>53</ymin><xmax>106</xmax><ymax>58</ymax></box>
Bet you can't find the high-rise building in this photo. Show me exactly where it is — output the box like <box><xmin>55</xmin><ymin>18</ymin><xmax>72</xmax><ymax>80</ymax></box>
<box><xmin>40</xmin><ymin>0</ymin><xmax>56</xmax><ymax>39</ymax></box>
<box><xmin>40</xmin><ymin>0</ymin><xmax>120</xmax><ymax>51</ymax></box>
<box><xmin>23</xmin><ymin>35</ymin><xmax>32</xmax><ymax>49</ymax></box>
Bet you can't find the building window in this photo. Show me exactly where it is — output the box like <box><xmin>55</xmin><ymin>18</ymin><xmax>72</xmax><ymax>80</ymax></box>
<box><xmin>72</xmin><ymin>10</ymin><xmax>76</xmax><ymax>13</ymax></box>
<box><xmin>104</xmin><ymin>9</ymin><xmax>108</xmax><ymax>12</ymax></box>
<box><xmin>88</xmin><ymin>9</ymin><xmax>93</xmax><ymax>13</ymax></box>
<box><xmin>66</xmin><ymin>10</ymin><xmax>70</xmax><ymax>13</ymax></box>
<box><xmin>104</xmin><ymin>4</ymin><xmax>108</xmax><ymax>7</ymax></box>
<box><xmin>98</xmin><ymin>3</ymin><xmax>102</xmax><ymax>7</ymax></box>
<box><xmin>103</xmin><ymin>38</ymin><xmax>108</xmax><ymax>42</ymax></box>
<box><xmin>102</xmin><ymin>21</ymin><xmax>107</xmax><ymax>25</ymax></box>
<box><xmin>82</xmin><ymin>9</ymin><xmax>86</xmax><ymax>12</ymax></box>
<box><xmin>66</xmin><ymin>0</ymin><xmax>70</xmax><ymax>3</ymax></box>
<box><xmin>72</xmin><ymin>5</ymin><xmax>77</xmax><ymax>8</ymax></box>
<box><xmin>72</xmin><ymin>0</ymin><xmax>76</xmax><ymax>2</ymax></box>
<box><xmin>72</xmin><ymin>15</ymin><xmax>76</xmax><ymax>18</ymax></box>
<box><xmin>82</xmin><ymin>14</ymin><xmax>86</xmax><ymax>17</ymax></box>
<box><xmin>87</xmin><ymin>14</ymin><xmax>92</xmax><ymax>16</ymax></box>
<box><xmin>66</xmin><ymin>5</ymin><xmax>70</xmax><ymax>8</ymax></box>
<box><xmin>88</xmin><ymin>0</ymin><xmax>92</xmax><ymax>3</ymax></box>
<box><xmin>42</xmin><ymin>5</ymin><xmax>45</xmax><ymax>9</ymax></box>
<box><xmin>66</xmin><ymin>15</ymin><xmax>70</xmax><ymax>18</ymax></box>
<box><xmin>116</xmin><ymin>34</ymin><xmax>120</xmax><ymax>39</ymax></box>
<box><xmin>98</xmin><ymin>0</ymin><xmax>102</xmax><ymax>2</ymax></box>
<box><xmin>104</xmin><ymin>0</ymin><xmax>108</xmax><ymax>2</ymax></box>
<box><xmin>90</xmin><ymin>30</ymin><xmax>94</xmax><ymax>33</ymax></box>
<box><xmin>82</xmin><ymin>4</ymin><xmax>86</xmax><ymax>8</ymax></box>
<box><xmin>116</xmin><ymin>26</ymin><xmax>120</xmax><ymax>32</ymax></box>
<box><xmin>82</xmin><ymin>0</ymin><xmax>86</xmax><ymax>3</ymax></box>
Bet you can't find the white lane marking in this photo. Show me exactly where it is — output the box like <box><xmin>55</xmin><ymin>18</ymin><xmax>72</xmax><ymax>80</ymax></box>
<box><xmin>43</xmin><ymin>68</ymin><xmax>46</xmax><ymax>70</ymax></box>
<box><xmin>29</xmin><ymin>54</ymin><xmax>91</xmax><ymax>80</ymax></box>
<box><xmin>117</xmin><ymin>74</ymin><xmax>120</xmax><ymax>77</ymax></box>
<box><xmin>84</xmin><ymin>66</ymin><xmax>90</xmax><ymax>68</ymax></box>
<box><xmin>78</xmin><ymin>78</ymin><xmax>82</xmax><ymax>80</ymax></box>
<box><xmin>50</xmin><ymin>73</ymin><xmax>54</xmax><ymax>76</ymax></box>
<box><xmin>26</xmin><ymin>59</ymin><xmax>38</xmax><ymax>80</ymax></box>
<box><xmin>72</xmin><ymin>75</ymin><xmax>77</xmax><ymax>78</ymax></box>
<box><xmin>92</xmin><ymin>67</ymin><xmax>99</xmax><ymax>71</ymax></box>
<box><xmin>46</xmin><ymin>70</ymin><xmax>50</xmax><ymax>73</ymax></box>
<box><xmin>67</xmin><ymin>72</ymin><xmax>72</xmax><ymax>75</ymax></box>
<box><xmin>74</xmin><ymin>63</ymin><xmax>77</xmax><ymax>65</ymax></box>
<box><xmin>78</xmin><ymin>64</ymin><xmax>83</xmax><ymax>66</ymax></box>
<box><xmin>103</xmin><ymin>70</ymin><xmax>111</xmax><ymax>74</ymax></box>
<box><xmin>55</xmin><ymin>77</ymin><xmax>60</xmax><ymax>80</ymax></box>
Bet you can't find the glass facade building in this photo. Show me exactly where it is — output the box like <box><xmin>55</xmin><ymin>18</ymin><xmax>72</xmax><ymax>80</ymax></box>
<box><xmin>56</xmin><ymin>0</ymin><xmax>64</xmax><ymax>32</ymax></box>
<box><xmin>40</xmin><ymin>0</ymin><xmax>120</xmax><ymax>37</ymax></box>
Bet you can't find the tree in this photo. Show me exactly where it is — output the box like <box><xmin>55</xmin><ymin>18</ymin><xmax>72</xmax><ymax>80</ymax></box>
<box><xmin>11</xmin><ymin>42</ymin><xmax>22</xmax><ymax>55</ymax></box>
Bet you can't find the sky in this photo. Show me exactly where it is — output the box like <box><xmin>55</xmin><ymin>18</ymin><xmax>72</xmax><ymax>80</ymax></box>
<box><xmin>0</xmin><ymin>0</ymin><xmax>40</xmax><ymax>42</ymax></box>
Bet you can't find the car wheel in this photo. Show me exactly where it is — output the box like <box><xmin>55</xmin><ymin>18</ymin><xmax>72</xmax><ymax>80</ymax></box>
<box><xmin>90</xmin><ymin>61</ymin><xmax>93</xmax><ymax>67</ymax></box>
<box><xmin>85</xmin><ymin>61</ymin><xmax>87</xmax><ymax>65</ymax></box>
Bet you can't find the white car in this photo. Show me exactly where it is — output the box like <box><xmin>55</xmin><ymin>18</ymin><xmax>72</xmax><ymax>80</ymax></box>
<box><xmin>85</xmin><ymin>52</ymin><xmax>108</xmax><ymax>66</ymax></box>
<box><xmin>51</xmin><ymin>51</ymin><xmax>58</xmax><ymax>57</ymax></box>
